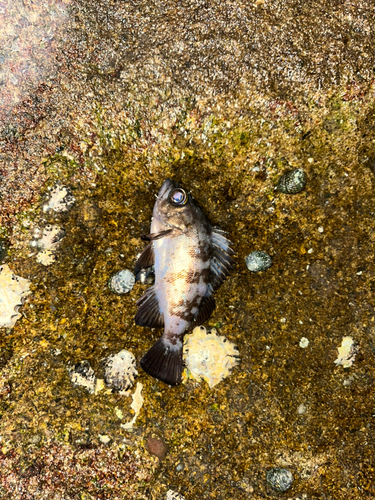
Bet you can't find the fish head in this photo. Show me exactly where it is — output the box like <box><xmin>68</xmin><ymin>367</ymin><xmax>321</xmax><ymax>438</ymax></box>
<box><xmin>152</xmin><ymin>178</ymin><xmax>201</xmax><ymax>232</ymax></box>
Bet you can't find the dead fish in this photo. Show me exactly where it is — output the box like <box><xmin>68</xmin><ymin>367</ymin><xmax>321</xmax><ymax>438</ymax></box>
<box><xmin>134</xmin><ymin>179</ymin><xmax>235</xmax><ymax>386</ymax></box>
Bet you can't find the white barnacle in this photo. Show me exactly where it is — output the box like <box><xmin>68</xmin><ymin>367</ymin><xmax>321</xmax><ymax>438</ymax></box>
<box><xmin>102</xmin><ymin>349</ymin><xmax>138</xmax><ymax>392</ymax></box>
<box><xmin>0</xmin><ymin>265</ymin><xmax>31</xmax><ymax>328</ymax></box>
<box><xmin>183</xmin><ymin>326</ymin><xmax>239</xmax><ymax>388</ymax></box>
<box><xmin>68</xmin><ymin>360</ymin><xmax>96</xmax><ymax>394</ymax></box>
<box><xmin>43</xmin><ymin>185</ymin><xmax>75</xmax><ymax>213</ymax></box>
<box><xmin>334</xmin><ymin>337</ymin><xmax>358</xmax><ymax>368</ymax></box>
<box><xmin>34</xmin><ymin>225</ymin><xmax>65</xmax><ymax>266</ymax></box>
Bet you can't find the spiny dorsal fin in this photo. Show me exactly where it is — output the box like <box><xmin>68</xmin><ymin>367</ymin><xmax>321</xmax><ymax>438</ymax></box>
<box><xmin>135</xmin><ymin>286</ymin><xmax>164</xmax><ymax>328</ymax></box>
<box><xmin>135</xmin><ymin>243</ymin><xmax>154</xmax><ymax>276</ymax></box>
<box><xmin>211</xmin><ymin>227</ymin><xmax>235</xmax><ymax>290</ymax></box>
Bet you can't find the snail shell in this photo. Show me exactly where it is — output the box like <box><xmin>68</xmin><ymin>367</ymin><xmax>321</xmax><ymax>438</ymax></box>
<box><xmin>245</xmin><ymin>251</ymin><xmax>272</xmax><ymax>272</ymax></box>
<box><xmin>277</xmin><ymin>168</ymin><xmax>306</xmax><ymax>194</ymax></box>
<box><xmin>108</xmin><ymin>269</ymin><xmax>135</xmax><ymax>294</ymax></box>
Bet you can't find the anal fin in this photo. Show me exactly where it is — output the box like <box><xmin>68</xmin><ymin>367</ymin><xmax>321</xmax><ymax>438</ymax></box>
<box><xmin>191</xmin><ymin>294</ymin><xmax>216</xmax><ymax>329</ymax></box>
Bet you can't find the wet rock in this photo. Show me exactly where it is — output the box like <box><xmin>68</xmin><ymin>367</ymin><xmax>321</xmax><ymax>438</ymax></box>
<box><xmin>245</xmin><ymin>251</ymin><xmax>272</xmax><ymax>272</ymax></box>
<box><xmin>307</xmin><ymin>261</ymin><xmax>337</xmax><ymax>296</ymax></box>
<box><xmin>266</xmin><ymin>467</ymin><xmax>294</xmax><ymax>492</ymax></box>
<box><xmin>108</xmin><ymin>269</ymin><xmax>135</xmax><ymax>294</ymax></box>
<box><xmin>0</xmin><ymin>348</ymin><xmax>12</xmax><ymax>368</ymax></box>
<box><xmin>0</xmin><ymin>240</ymin><xmax>7</xmax><ymax>260</ymax></box>
<box><xmin>146</xmin><ymin>435</ymin><xmax>168</xmax><ymax>459</ymax></box>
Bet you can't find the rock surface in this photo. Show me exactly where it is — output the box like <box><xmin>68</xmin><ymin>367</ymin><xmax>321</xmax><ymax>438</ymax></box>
<box><xmin>0</xmin><ymin>0</ymin><xmax>375</xmax><ymax>498</ymax></box>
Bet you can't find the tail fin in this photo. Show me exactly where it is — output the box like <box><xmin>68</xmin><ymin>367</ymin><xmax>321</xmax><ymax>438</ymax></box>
<box><xmin>140</xmin><ymin>338</ymin><xmax>183</xmax><ymax>386</ymax></box>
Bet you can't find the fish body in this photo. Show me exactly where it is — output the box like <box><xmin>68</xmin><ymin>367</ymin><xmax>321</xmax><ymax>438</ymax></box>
<box><xmin>135</xmin><ymin>179</ymin><xmax>235</xmax><ymax>385</ymax></box>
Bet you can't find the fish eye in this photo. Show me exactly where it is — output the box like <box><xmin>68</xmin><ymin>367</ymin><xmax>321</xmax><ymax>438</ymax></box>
<box><xmin>170</xmin><ymin>188</ymin><xmax>187</xmax><ymax>206</ymax></box>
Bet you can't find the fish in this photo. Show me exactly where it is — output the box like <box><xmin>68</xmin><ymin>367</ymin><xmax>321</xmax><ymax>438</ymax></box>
<box><xmin>134</xmin><ymin>179</ymin><xmax>235</xmax><ymax>386</ymax></box>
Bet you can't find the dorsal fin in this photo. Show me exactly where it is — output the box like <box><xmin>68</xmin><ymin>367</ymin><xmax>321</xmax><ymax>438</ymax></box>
<box><xmin>135</xmin><ymin>286</ymin><xmax>164</xmax><ymax>328</ymax></box>
<box><xmin>134</xmin><ymin>243</ymin><xmax>154</xmax><ymax>275</ymax></box>
<box><xmin>211</xmin><ymin>228</ymin><xmax>235</xmax><ymax>290</ymax></box>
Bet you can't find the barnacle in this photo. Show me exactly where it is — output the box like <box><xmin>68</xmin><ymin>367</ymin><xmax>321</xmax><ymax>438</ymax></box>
<box><xmin>183</xmin><ymin>326</ymin><xmax>239</xmax><ymax>388</ymax></box>
<box><xmin>0</xmin><ymin>264</ymin><xmax>31</xmax><ymax>328</ymax></box>
<box><xmin>103</xmin><ymin>349</ymin><xmax>138</xmax><ymax>392</ymax></box>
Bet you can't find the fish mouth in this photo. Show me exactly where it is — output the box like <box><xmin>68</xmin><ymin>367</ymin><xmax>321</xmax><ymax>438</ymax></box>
<box><xmin>157</xmin><ymin>178</ymin><xmax>183</xmax><ymax>199</ymax></box>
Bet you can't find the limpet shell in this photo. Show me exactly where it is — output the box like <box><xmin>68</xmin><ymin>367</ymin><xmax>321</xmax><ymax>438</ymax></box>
<box><xmin>108</xmin><ymin>269</ymin><xmax>135</xmax><ymax>294</ymax></box>
<box><xmin>277</xmin><ymin>168</ymin><xmax>306</xmax><ymax>194</ymax></box>
<box><xmin>245</xmin><ymin>251</ymin><xmax>272</xmax><ymax>272</ymax></box>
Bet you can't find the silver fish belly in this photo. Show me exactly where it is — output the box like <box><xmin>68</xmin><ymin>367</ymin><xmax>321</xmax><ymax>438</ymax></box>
<box><xmin>134</xmin><ymin>179</ymin><xmax>235</xmax><ymax>385</ymax></box>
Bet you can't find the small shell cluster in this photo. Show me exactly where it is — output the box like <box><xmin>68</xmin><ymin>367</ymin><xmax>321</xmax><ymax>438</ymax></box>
<box><xmin>334</xmin><ymin>336</ymin><xmax>358</xmax><ymax>368</ymax></box>
<box><xmin>31</xmin><ymin>225</ymin><xmax>66</xmax><ymax>266</ymax></box>
<box><xmin>0</xmin><ymin>264</ymin><xmax>31</xmax><ymax>328</ymax></box>
<box><xmin>245</xmin><ymin>251</ymin><xmax>272</xmax><ymax>272</ymax></box>
<box><xmin>68</xmin><ymin>360</ymin><xmax>97</xmax><ymax>394</ymax></box>
<box><xmin>183</xmin><ymin>326</ymin><xmax>239</xmax><ymax>388</ymax></box>
<box><xmin>43</xmin><ymin>185</ymin><xmax>75</xmax><ymax>212</ymax></box>
<box><xmin>103</xmin><ymin>349</ymin><xmax>138</xmax><ymax>392</ymax></box>
<box><xmin>277</xmin><ymin>168</ymin><xmax>306</xmax><ymax>194</ymax></box>
<box><xmin>108</xmin><ymin>269</ymin><xmax>135</xmax><ymax>294</ymax></box>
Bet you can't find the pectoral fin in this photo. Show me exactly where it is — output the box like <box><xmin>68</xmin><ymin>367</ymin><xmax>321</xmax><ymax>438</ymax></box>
<box><xmin>134</xmin><ymin>243</ymin><xmax>154</xmax><ymax>276</ymax></box>
<box><xmin>141</xmin><ymin>229</ymin><xmax>173</xmax><ymax>241</ymax></box>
